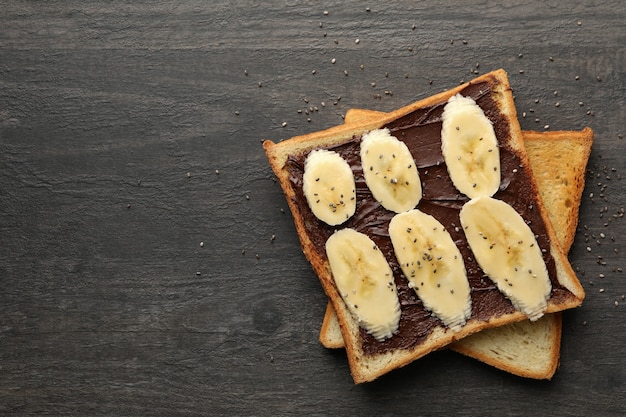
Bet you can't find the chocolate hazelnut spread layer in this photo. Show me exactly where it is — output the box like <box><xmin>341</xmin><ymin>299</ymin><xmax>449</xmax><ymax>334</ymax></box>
<box><xmin>285</xmin><ymin>79</ymin><xmax>577</xmax><ymax>356</ymax></box>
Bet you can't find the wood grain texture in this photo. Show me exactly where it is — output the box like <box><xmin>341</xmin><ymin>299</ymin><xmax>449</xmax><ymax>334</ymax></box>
<box><xmin>0</xmin><ymin>1</ymin><xmax>624</xmax><ymax>415</ymax></box>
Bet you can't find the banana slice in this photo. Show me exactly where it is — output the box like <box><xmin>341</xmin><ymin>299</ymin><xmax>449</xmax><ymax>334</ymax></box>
<box><xmin>441</xmin><ymin>94</ymin><xmax>500</xmax><ymax>198</ymax></box>
<box><xmin>325</xmin><ymin>228</ymin><xmax>401</xmax><ymax>341</ymax></box>
<box><xmin>302</xmin><ymin>149</ymin><xmax>356</xmax><ymax>226</ymax></box>
<box><xmin>360</xmin><ymin>128</ymin><xmax>422</xmax><ymax>213</ymax></box>
<box><xmin>459</xmin><ymin>196</ymin><xmax>551</xmax><ymax>321</ymax></box>
<box><xmin>389</xmin><ymin>210</ymin><xmax>471</xmax><ymax>331</ymax></box>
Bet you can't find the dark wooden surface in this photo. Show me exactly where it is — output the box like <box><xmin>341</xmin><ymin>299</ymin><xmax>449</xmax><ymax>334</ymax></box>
<box><xmin>1</xmin><ymin>1</ymin><xmax>624</xmax><ymax>415</ymax></box>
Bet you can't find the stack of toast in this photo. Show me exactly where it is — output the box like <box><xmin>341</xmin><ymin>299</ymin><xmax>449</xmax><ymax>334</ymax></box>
<box><xmin>263</xmin><ymin>69</ymin><xmax>592</xmax><ymax>383</ymax></box>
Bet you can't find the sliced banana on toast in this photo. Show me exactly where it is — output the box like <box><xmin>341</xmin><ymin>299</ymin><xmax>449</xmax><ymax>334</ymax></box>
<box><xmin>303</xmin><ymin>149</ymin><xmax>357</xmax><ymax>226</ymax></box>
<box><xmin>460</xmin><ymin>196</ymin><xmax>551</xmax><ymax>321</ymax></box>
<box><xmin>325</xmin><ymin>228</ymin><xmax>401</xmax><ymax>341</ymax></box>
<box><xmin>360</xmin><ymin>128</ymin><xmax>422</xmax><ymax>213</ymax></box>
<box><xmin>389</xmin><ymin>210</ymin><xmax>471</xmax><ymax>332</ymax></box>
<box><xmin>441</xmin><ymin>94</ymin><xmax>500</xmax><ymax>198</ymax></box>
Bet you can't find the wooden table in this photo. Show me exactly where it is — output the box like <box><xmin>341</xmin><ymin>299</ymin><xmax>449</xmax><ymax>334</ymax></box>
<box><xmin>1</xmin><ymin>1</ymin><xmax>624</xmax><ymax>415</ymax></box>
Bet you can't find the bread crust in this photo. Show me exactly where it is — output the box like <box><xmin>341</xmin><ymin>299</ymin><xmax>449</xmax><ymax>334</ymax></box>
<box><xmin>263</xmin><ymin>69</ymin><xmax>586</xmax><ymax>383</ymax></box>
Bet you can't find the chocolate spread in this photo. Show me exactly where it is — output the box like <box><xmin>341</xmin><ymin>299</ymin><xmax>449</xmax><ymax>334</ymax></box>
<box><xmin>285</xmin><ymin>78</ymin><xmax>576</xmax><ymax>355</ymax></box>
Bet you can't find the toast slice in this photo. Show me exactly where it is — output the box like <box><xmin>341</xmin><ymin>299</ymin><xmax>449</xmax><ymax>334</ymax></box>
<box><xmin>263</xmin><ymin>69</ymin><xmax>585</xmax><ymax>383</ymax></box>
<box><xmin>319</xmin><ymin>112</ymin><xmax>593</xmax><ymax>379</ymax></box>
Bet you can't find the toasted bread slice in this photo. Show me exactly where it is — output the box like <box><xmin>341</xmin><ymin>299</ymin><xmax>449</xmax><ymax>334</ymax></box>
<box><xmin>319</xmin><ymin>111</ymin><xmax>593</xmax><ymax>379</ymax></box>
<box><xmin>263</xmin><ymin>69</ymin><xmax>585</xmax><ymax>383</ymax></box>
